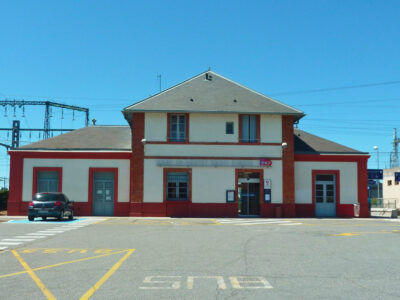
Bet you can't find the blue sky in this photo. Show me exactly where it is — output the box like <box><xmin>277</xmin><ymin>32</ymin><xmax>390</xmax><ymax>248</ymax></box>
<box><xmin>1</xmin><ymin>0</ymin><xmax>400</xmax><ymax>184</ymax></box>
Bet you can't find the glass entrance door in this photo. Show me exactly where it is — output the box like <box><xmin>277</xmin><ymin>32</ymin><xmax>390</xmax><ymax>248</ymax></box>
<box><xmin>238</xmin><ymin>175</ymin><xmax>260</xmax><ymax>216</ymax></box>
<box><xmin>315</xmin><ymin>174</ymin><xmax>336</xmax><ymax>217</ymax></box>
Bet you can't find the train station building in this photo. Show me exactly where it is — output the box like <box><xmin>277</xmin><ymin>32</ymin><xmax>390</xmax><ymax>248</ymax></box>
<box><xmin>7</xmin><ymin>71</ymin><xmax>370</xmax><ymax>218</ymax></box>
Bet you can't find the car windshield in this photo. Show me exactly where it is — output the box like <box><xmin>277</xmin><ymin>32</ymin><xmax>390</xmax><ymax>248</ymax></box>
<box><xmin>33</xmin><ymin>194</ymin><xmax>60</xmax><ymax>202</ymax></box>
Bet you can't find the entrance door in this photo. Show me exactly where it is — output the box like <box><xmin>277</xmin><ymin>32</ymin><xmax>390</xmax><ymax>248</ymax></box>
<box><xmin>238</xmin><ymin>172</ymin><xmax>260</xmax><ymax>216</ymax></box>
<box><xmin>92</xmin><ymin>172</ymin><xmax>114</xmax><ymax>216</ymax></box>
<box><xmin>315</xmin><ymin>174</ymin><xmax>336</xmax><ymax>217</ymax></box>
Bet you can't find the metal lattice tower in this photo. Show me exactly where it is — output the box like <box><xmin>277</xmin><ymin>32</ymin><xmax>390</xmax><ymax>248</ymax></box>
<box><xmin>390</xmin><ymin>128</ymin><xmax>400</xmax><ymax>168</ymax></box>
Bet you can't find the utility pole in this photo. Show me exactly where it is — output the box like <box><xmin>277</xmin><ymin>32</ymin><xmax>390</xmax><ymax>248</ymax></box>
<box><xmin>390</xmin><ymin>128</ymin><xmax>400</xmax><ymax>168</ymax></box>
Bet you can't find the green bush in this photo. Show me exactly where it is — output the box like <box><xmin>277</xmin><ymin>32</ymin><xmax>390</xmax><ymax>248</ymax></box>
<box><xmin>0</xmin><ymin>188</ymin><xmax>8</xmax><ymax>210</ymax></box>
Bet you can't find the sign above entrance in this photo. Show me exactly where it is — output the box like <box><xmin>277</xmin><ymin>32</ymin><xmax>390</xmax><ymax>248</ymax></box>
<box><xmin>368</xmin><ymin>169</ymin><xmax>383</xmax><ymax>179</ymax></box>
<box><xmin>259</xmin><ymin>158</ymin><xmax>272</xmax><ymax>167</ymax></box>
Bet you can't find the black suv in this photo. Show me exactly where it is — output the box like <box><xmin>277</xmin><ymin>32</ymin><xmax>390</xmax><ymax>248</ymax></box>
<box><xmin>28</xmin><ymin>192</ymin><xmax>74</xmax><ymax>221</ymax></box>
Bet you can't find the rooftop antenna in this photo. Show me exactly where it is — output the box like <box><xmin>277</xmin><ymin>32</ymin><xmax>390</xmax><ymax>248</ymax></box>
<box><xmin>157</xmin><ymin>74</ymin><xmax>162</xmax><ymax>93</ymax></box>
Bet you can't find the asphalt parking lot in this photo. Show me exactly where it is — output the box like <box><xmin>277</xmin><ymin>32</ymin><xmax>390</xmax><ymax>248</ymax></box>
<box><xmin>0</xmin><ymin>217</ymin><xmax>400</xmax><ymax>300</ymax></box>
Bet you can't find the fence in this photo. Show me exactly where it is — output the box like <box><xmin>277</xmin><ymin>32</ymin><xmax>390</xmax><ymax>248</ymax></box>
<box><xmin>371</xmin><ymin>198</ymin><xmax>398</xmax><ymax>209</ymax></box>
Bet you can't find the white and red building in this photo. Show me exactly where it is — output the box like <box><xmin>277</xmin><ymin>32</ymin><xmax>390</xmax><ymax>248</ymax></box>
<box><xmin>7</xmin><ymin>71</ymin><xmax>370</xmax><ymax>218</ymax></box>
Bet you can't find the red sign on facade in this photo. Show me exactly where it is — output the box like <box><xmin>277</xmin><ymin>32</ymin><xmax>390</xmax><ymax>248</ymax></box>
<box><xmin>259</xmin><ymin>158</ymin><xmax>272</xmax><ymax>167</ymax></box>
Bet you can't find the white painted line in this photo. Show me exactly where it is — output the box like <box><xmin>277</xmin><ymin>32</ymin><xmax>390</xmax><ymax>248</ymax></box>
<box><xmin>26</xmin><ymin>233</ymin><xmax>55</xmax><ymax>236</ymax></box>
<box><xmin>0</xmin><ymin>247</ymin><xmax>8</xmax><ymax>250</ymax></box>
<box><xmin>16</xmin><ymin>235</ymin><xmax>46</xmax><ymax>239</ymax></box>
<box><xmin>34</xmin><ymin>232</ymin><xmax>56</xmax><ymax>235</ymax></box>
<box><xmin>0</xmin><ymin>242</ymin><xmax>22</xmax><ymax>245</ymax></box>
<box><xmin>281</xmin><ymin>223</ymin><xmax>302</xmax><ymax>226</ymax></box>
<box><xmin>2</xmin><ymin>238</ymin><xmax>36</xmax><ymax>242</ymax></box>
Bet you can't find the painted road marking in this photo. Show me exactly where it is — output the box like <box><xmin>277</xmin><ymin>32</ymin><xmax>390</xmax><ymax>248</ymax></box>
<box><xmin>27</xmin><ymin>233</ymin><xmax>55</xmax><ymax>236</ymax></box>
<box><xmin>7</xmin><ymin>218</ymin><xmax>88</xmax><ymax>224</ymax></box>
<box><xmin>11</xmin><ymin>250</ymin><xmax>56</xmax><ymax>300</ymax></box>
<box><xmin>16</xmin><ymin>236</ymin><xmax>46</xmax><ymax>239</ymax></box>
<box><xmin>331</xmin><ymin>229</ymin><xmax>400</xmax><ymax>237</ymax></box>
<box><xmin>139</xmin><ymin>276</ymin><xmax>273</xmax><ymax>289</ymax></box>
<box><xmin>2</xmin><ymin>238</ymin><xmax>36</xmax><ymax>242</ymax></box>
<box><xmin>0</xmin><ymin>249</ymin><xmax>132</xmax><ymax>280</ymax></box>
<box><xmin>215</xmin><ymin>219</ymin><xmax>301</xmax><ymax>226</ymax></box>
<box><xmin>0</xmin><ymin>247</ymin><xmax>8</xmax><ymax>251</ymax></box>
<box><xmin>0</xmin><ymin>242</ymin><xmax>22</xmax><ymax>245</ymax></box>
<box><xmin>79</xmin><ymin>249</ymin><xmax>135</xmax><ymax>300</ymax></box>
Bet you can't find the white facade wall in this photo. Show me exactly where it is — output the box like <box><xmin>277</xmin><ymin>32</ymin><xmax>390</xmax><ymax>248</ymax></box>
<box><xmin>143</xmin><ymin>158</ymin><xmax>283</xmax><ymax>204</ymax></box>
<box><xmin>260</xmin><ymin>115</ymin><xmax>282</xmax><ymax>143</ymax></box>
<box><xmin>22</xmin><ymin>158</ymin><xmax>130</xmax><ymax>203</ymax></box>
<box><xmin>145</xmin><ymin>144</ymin><xmax>282</xmax><ymax>158</ymax></box>
<box><xmin>145</xmin><ymin>112</ymin><xmax>167</xmax><ymax>141</ymax></box>
<box><xmin>383</xmin><ymin>168</ymin><xmax>400</xmax><ymax>208</ymax></box>
<box><xmin>189</xmin><ymin>113</ymin><xmax>238</xmax><ymax>142</ymax></box>
<box><xmin>294</xmin><ymin>161</ymin><xmax>358</xmax><ymax>204</ymax></box>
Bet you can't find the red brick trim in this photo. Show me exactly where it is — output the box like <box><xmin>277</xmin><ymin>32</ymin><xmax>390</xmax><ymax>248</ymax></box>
<box><xmin>32</xmin><ymin>167</ymin><xmax>63</xmax><ymax>198</ymax></box>
<box><xmin>311</xmin><ymin>170</ymin><xmax>340</xmax><ymax>216</ymax></box>
<box><xmin>146</xmin><ymin>141</ymin><xmax>280</xmax><ymax>146</ymax></box>
<box><xmin>167</xmin><ymin>113</ymin><xmax>190</xmax><ymax>144</ymax></box>
<box><xmin>163</xmin><ymin>168</ymin><xmax>192</xmax><ymax>203</ymax></box>
<box><xmin>145</xmin><ymin>156</ymin><xmax>282</xmax><ymax>160</ymax></box>
<box><xmin>238</xmin><ymin>114</ymin><xmax>260</xmax><ymax>145</ymax></box>
<box><xmin>130</xmin><ymin>112</ymin><xmax>145</xmax><ymax>216</ymax></box>
<box><xmin>7</xmin><ymin>154</ymin><xmax>24</xmax><ymax>215</ymax></box>
<box><xmin>8</xmin><ymin>151</ymin><xmax>131</xmax><ymax>159</ymax></box>
<box><xmin>282</xmin><ymin>116</ymin><xmax>295</xmax><ymax>216</ymax></box>
<box><xmin>88</xmin><ymin>167</ymin><xmax>118</xmax><ymax>216</ymax></box>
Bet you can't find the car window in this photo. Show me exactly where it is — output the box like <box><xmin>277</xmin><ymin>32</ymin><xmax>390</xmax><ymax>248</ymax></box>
<box><xmin>33</xmin><ymin>193</ymin><xmax>59</xmax><ymax>202</ymax></box>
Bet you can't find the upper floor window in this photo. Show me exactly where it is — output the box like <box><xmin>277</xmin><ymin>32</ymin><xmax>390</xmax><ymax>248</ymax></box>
<box><xmin>240</xmin><ymin>115</ymin><xmax>258</xmax><ymax>143</ymax></box>
<box><xmin>169</xmin><ymin>114</ymin><xmax>187</xmax><ymax>142</ymax></box>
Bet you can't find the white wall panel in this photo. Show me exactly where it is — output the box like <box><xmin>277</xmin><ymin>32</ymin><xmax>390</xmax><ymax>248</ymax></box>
<box><xmin>23</xmin><ymin>159</ymin><xmax>130</xmax><ymax>203</ymax></box>
<box><xmin>189</xmin><ymin>113</ymin><xmax>238</xmax><ymax>142</ymax></box>
<box><xmin>145</xmin><ymin>144</ymin><xmax>282</xmax><ymax>158</ymax></box>
<box><xmin>192</xmin><ymin>167</ymin><xmax>235</xmax><ymax>203</ymax></box>
<box><xmin>260</xmin><ymin>115</ymin><xmax>281</xmax><ymax>143</ymax></box>
<box><xmin>145</xmin><ymin>112</ymin><xmax>167</xmax><ymax>141</ymax></box>
<box><xmin>143</xmin><ymin>159</ymin><xmax>164</xmax><ymax>203</ymax></box>
<box><xmin>294</xmin><ymin>162</ymin><xmax>358</xmax><ymax>204</ymax></box>
<box><xmin>264</xmin><ymin>161</ymin><xmax>283</xmax><ymax>204</ymax></box>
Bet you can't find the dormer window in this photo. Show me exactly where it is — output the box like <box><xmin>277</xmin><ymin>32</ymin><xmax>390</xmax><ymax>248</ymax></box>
<box><xmin>169</xmin><ymin>114</ymin><xmax>188</xmax><ymax>142</ymax></box>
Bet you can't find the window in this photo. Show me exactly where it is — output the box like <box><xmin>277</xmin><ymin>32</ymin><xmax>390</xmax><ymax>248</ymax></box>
<box><xmin>167</xmin><ymin>172</ymin><xmax>189</xmax><ymax>200</ymax></box>
<box><xmin>388</xmin><ymin>180</ymin><xmax>392</xmax><ymax>186</ymax></box>
<box><xmin>395</xmin><ymin>181</ymin><xmax>399</xmax><ymax>185</ymax></box>
<box><xmin>226</xmin><ymin>122</ymin><xmax>234</xmax><ymax>134</ymax></box>
<box><xmin>240</xmin><ymin>115</ymin><xmax>258</xmax><ymax>143</ymax></box>
<box><xmin>37</xmin><ymin>171</ymin><xmax>59</xmax><ymax>193</ymax></box>
<box><xmin>169</xmin><ymin>114</ymin><xmax>187</xmax><ymax>142</ymax></box>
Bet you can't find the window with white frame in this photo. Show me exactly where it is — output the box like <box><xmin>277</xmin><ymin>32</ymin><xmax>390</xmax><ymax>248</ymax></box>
<box><xmin>170</xmin><ymin>114</ymin><xmax>187</xmax><ymax>142</ymax></box>
<box><xmin>167</xmin><ymin>172</ymin><xmax>189</xmax><ymax>200</ymax></box>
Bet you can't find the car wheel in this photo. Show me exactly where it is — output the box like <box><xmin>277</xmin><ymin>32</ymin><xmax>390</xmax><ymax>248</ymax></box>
<box><xmin>58</xmin><ymin>211</ymin><xmax>64</xmax><ymax>221</ymax></box>
<box><xmin>42</xmin><ymin>217</ymin><xmax>47</xmax><ymax>221</ymax></box>
<box><xmin>28</xmin><ymin>216</ymin><xmax>34</xmax><ymax>221</ymax></box>
<box><xmin>68</xmin><ymin>210</ymin><xmax>73</xmax><ymax>220</ymax></box>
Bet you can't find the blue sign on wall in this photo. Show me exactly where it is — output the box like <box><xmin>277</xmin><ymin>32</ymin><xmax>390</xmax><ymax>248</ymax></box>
<box><xmin>368</xmin><ymin>169</ymin><xmax>383</xmax><ymax>179</ymax></box>
<box><xmin>395</xmin><ymin>172</ymin><xmax>400</xmax><ymax>182</ymax></box>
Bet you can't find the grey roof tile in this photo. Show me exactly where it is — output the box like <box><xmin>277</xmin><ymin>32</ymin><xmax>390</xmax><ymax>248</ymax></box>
<box><xmin>294</xmin><ymin>129</ymin><xmax>367</xmax><ymax>155</ymax></box>
<box><xmin>123</xmin><ymin>71</ymin><xmax>304</xmax><ymax>120</ymax></box>
<box><xmin>17</xmin><ymin>126</ymin><xmax>131</xmax><ymax>151</ymax></box>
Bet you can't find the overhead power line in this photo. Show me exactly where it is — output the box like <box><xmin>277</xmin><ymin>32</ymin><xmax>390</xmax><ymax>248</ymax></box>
<box><xmin>269</xmin><ymin>80</ymin><xmax>400</xmax><ymax>96</ymax></box>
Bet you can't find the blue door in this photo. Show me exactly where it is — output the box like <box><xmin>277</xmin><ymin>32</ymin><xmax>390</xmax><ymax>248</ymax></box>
<box><xmin>315</xmin><ymin>174</ymin><xmax>336</xmax><ymax>217</ymax></box>
<box><xmin>92</xmin><ymin>172</ymin><xmax>114</xmax><ymax>216</ymax></box>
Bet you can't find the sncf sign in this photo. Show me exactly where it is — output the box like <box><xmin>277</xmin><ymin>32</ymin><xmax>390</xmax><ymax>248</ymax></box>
<box><xmin>259</xmin><ymin>158</ymin><xmax>272</xmax><ymax>167</ymax></box>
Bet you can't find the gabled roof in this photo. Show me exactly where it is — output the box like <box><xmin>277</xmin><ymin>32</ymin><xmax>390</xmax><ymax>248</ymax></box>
<box><xmin>123</xmin><ymin>71</ymin><xmax>304</xmax><ymax>121</ymax></box>
<box><xmin>294</xmin><ymin>129</ymin><xmax>367</xmax><ymax>155</ymax></box>
<box><xmin>15</xmin><ymin>126</ymin><xmax>131</xmax><ymax>151</ymax></box>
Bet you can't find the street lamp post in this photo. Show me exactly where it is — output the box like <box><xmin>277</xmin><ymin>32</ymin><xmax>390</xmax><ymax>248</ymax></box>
<box><xmin>373</xmin><ymin>146</ymin><xmax>380</xmax><ymax>199</ymax></box>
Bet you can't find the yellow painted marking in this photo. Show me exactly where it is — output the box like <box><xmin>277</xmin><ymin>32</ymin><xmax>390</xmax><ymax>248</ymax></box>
<box><xmin>67</xmin><ymin>248</ymin><xmax>88</xmax><ymax>254</ymax></box>
<box><xmin>11</xmin><ymin>250</ymin><xmax>56</xmax><ymax>300</ymax></box>
<box><xmin>93</xmin><ymin>217</ymin><xmax>110</xmax><ymax>224</ymax></box>
<box><xmin>332</xmin><ymin>232</ymin><xmax>361</xmax><ymax>236</ymax></box>
<box><xmin>79</xmin><ymin>249</ymin><xmax>135</xmax><ymax>300</ymax></box>
<box><xmin>210</xmin><ymin>219</ymin><xmax>221</xmax><ymax>225</ymax></box>
<box><xmin>0</xmin><ymin>249</ymin><xmax>129</xmax><ymax>279</ymax></box>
